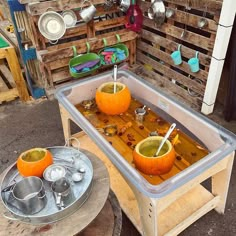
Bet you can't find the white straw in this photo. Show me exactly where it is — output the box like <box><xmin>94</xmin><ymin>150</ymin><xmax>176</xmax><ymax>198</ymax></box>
<box><xmin>113</xmin><ymin>65</ymin><xmax>117</xmax><ymax>93</ymax></box>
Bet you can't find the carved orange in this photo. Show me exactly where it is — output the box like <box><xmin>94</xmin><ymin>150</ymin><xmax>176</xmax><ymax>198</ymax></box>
<box><xmin>95</xmin><ymin>82</ymin><xmax>131</xmax><ymax>115</ymax></box>
<box><xmin>133</xmin><ymin>136</ymin><xmax>176</xmax><ymax>175</ymax></box>
<box><xmin>17</xmin><ymin>148</ymin><xmax>53</xmax><ymax>177</ymax></box>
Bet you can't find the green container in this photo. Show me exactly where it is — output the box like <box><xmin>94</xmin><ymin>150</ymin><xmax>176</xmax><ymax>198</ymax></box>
<box><xmin>69</xmin><ymin>45</ymin><xmax>101</xmax><ymax>79</ymax></box>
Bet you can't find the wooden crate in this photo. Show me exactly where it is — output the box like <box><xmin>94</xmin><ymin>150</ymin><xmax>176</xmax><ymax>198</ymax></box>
<box><xmin>21</xmin><ymin>0</ymin><xmax>137</xmax><ymax>86</ymax></box>
<box><xmin>136</xmin><ymin>0</ymin><xmax>223</xmax><ymax>111</ymax></box>
<box><xmin>0</xmin><ymin>35</ymin><xmax>30</xmax><ymax>103</ymax></box>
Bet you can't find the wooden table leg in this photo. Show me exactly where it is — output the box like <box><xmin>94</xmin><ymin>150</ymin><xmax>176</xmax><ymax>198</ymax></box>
<box><xmin>5</xmin><ymin>47</ymin><xmax>30</xmax><ymax>102</ymax></box>
<box><xmin>212</xmin><ymin>153</ymin><xmax>234</xmax><ymax>214</ymax></box>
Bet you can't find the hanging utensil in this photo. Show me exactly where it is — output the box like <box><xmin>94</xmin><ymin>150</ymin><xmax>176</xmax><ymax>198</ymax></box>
<box><xmin>147</xmin><ymin>0</ymin><xmax>165</xmax><ymax>27</ymax></box>
<box><xmin>198</xmin><ymin>4</ymin><xmax>208</xmax><ymax>29</ymax></box>
<box><xmin>154</xmin><ymin>123</ymin><xmax>176</xmax><ymax>157</ymax></box>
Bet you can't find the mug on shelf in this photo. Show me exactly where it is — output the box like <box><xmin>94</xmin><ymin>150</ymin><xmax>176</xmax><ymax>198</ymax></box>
<box><xmin>171</xmin><ymin>44</ymin><xmax>182</xmax><ymax>65</ymax></box>
<box><xmin>188</xmin><ymin>51</ymin><xmax>200</xmax><ymax>73</ymax></box>
<box><xmin>79</xmin><ymin>0</ymin><xmax>96</xmax><ymax>23</ymax></box>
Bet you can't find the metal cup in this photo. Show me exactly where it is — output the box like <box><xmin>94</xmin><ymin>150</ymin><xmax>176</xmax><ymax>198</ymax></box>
<box><xmin>135</xmin><ymin>107</ymin><xmax>146</xmax><ymax>123</ymax></box>
<box><xmin>79</xmin><ymin>0</ymin><xmax>96</xmax><ymax>23</ymax></box>
<box><xmin>51</xmin><ymin>177</ymin><xmax>74</xmax><ymax>209</ymax></box>
<box><xmin>148</xmin><ymin>0</ymin><xmax>166</xmax><ymax>20</ymax></box>
<box><xmin>119</xmin><ymin>0</ymin><xmax>130</xmax><ymax>12</ymax></box>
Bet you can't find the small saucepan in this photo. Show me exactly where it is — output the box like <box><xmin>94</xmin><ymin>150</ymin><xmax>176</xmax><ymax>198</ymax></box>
<box><xmin>10</xmin><ymin>176</ymin><xmax>47</xmax><ymax>215</ymax></box>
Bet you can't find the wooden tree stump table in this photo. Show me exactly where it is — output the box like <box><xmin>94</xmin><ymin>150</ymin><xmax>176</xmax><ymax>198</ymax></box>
<box><xmin>0</xmin><ymin>150</ymin><xmax>119</xmax><ymax>236</ymax></box>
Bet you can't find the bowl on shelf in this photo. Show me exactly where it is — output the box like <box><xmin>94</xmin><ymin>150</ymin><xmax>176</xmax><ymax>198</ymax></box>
<box><xmin>38</xmin><ymin>11</ymin><xmax>66</xmax><ymax>43</ymax></box>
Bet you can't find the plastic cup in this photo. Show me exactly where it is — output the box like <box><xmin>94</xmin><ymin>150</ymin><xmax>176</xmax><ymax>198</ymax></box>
<box><xmin>188</xmin><ymin>52</ymin><xmax>200</xmax><ymax>73</ymax></box>
<box><xmin>171</xmin><ymin>44</ymin><xmax>182</xmax><ymax>65</ymax></box>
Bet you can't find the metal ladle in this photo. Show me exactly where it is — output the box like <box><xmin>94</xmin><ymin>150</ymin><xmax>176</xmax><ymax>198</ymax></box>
<box><xmin>154</xmin><ymin>123</ymin><xmax>176</xmax><ymax>157</ymax></box>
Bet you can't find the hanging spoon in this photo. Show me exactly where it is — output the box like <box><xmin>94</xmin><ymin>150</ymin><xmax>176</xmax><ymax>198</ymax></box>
<box><xmin>113</xmin><ymin>65</ymin><xmax>117</xmax><ymax>93</ymax></box>
<box><xmin>154</xmin><ymin>123</ymin><xmax>176</xmax><ymax>157</ymax></box>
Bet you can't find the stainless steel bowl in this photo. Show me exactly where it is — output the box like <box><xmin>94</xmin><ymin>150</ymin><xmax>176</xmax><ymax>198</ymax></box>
<box><xmin>43</xmin><ymin>164</ymin><xmax>66</xmax><ymax>182</ymax></box>
<box><xmin>38</xmin><ymin>11</ymin><xmax>66</xmax><ymax>41</ymax></box>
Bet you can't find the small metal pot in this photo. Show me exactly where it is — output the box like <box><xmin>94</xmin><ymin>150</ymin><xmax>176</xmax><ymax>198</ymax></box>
<box><xmin>51</xmin><ymin>177</ymin><xmax>74</xmax><ymax>209</ymax></box>
<box><xmin>11</xmin><ymin>176</ymin><xmax>47</xmax><ymax>215</ymax></box>
<box><xmin>119</xmin><ymin>0</ymin><xmax>130</xmax><ymax>12</ymax></box>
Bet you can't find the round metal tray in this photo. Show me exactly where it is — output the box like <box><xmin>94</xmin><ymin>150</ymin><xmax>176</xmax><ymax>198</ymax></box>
<box><xmin>0</xmin><ymin>147</ymin><xmax>93</xmax><ymax>224</ymax></box>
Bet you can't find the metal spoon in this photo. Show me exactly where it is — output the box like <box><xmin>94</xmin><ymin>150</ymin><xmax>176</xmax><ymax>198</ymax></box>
<box><xmin>154</xmin><ymin>123</ymin><xmax>176</xmax><ymax>157</ymax></box>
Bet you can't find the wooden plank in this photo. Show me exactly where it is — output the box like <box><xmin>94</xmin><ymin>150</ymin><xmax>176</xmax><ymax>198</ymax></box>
<box><xmin>141</xmin><ymin>29</ymin><xmax>211</xmax><ymax>67</ymax></box>
<box><xmin>0</xmin><ymin>74</ymin><xmax>8</xmax><ymax>92</ymax></box>
<box><xmin>129</xmin><ymin>64</ymin><xmax>202</xmax><ymax>110</ymax></box>
<box><xmin>47</xmin><ymin>29</ymin><xmax>129</xmax><ymax>51</ymax></box>
<box><xmin>163</xmin><ymin>0</ymin><xmax>222</xmax><ymax>13</ymax></box>
<box><xmin>39</xmin><ymin>31</ymin><xmax>137</xmax><ymax>63</ymax></box>
<box><xmin>140</xmin><ymin>1</ymin><xmax>218</xmax><ymax>32</ymax></box>
<box><xmin>95</xmin><ymin>16</ymin><xmax>126</xmax><ymax>32</ymax></box>
<box><xmin>143</xmin><ymin>18</ymin><xmax>214</xmax><ymax>52</ymax></box>
<box><xmin>136</xmin><ymin>51</ymin><xmax>206</xmax><ymax>96</ymax></box>
<box><xmin>137</xmin><ymin>41</ymin><xmax>208</xmax><ymax>81</ymax></box>
<box><xmin>26</xmin><ymin>0</ymin><xmax>105</xmax><ymax>15</ymax></box>
<box><xmin>0</xmin><ymin>87</ymin><xmax>18</xmax><ymax>103</ymax></box>
<box><xmin>0</xmin><ymin>62</ymin><xmax>15</xmax><ymax>88</ymax></box>
<box><xmin>5</xmin><ymin>47</ymin><xmax>30</xmax><ymax>102</ymax></box>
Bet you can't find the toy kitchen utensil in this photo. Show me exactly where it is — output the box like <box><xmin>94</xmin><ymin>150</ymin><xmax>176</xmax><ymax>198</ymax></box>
<box><xmin>148</xmin><ymin>0</ymin><xmax>166</xmax><ymax>27</ymax></box>
<box><xmin>61</xmin><ymin>10</ymin><xmax>77</xmax><ymax>28</ymax></box>
<box><xmin>154</xmin><ymin>123</ymin><xmax>176</xmax><ymax>157</ymax></box>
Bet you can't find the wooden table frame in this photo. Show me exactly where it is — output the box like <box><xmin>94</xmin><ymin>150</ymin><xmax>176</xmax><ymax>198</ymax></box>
<box><xmin>59</xmin><ymin>105</ymin><xmax>234</xmax><ymax>236</ymax></box>
<box><xmin>0</xmin><ymin>34</ymin><xmax>29</xmax><ymax>103</ymax></box>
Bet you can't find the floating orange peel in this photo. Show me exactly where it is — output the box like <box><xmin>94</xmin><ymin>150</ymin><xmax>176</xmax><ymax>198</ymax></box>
<box><xmin>172</xmin><ymin>134</ymin><xmax>181</xmax><ymax>146</ymax></box>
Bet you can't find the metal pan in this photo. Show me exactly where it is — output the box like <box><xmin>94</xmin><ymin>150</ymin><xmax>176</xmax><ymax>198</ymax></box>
<box><xmin>0</xmin><ymin>147</ymin><xmax>93</xmax><ymax>224</ymax></box>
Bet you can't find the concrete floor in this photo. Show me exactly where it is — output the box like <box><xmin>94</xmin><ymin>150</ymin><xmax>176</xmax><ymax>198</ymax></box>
<box><xmin>0</xmin><ymin>98</ymin><xmax>236</xmax><ymax>236</ymax></box>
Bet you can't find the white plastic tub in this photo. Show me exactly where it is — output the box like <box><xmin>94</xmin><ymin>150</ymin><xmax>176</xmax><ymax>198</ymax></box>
<box><xmin>55</xmin><ymin>70</ymin><xmax>236</xmax><ymax>198</ymax></box>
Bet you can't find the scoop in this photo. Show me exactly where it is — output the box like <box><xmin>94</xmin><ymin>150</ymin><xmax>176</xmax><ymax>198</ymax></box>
<box><xmin>154</xmin><ymin>123</ymin><xmax>176</xmax><ymax>157</ymax></box>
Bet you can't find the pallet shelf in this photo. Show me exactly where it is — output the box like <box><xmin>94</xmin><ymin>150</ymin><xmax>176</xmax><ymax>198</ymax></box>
<box><xmin>13</xmin><ymin>0</ymin><xmax>137</xmax><ymax>87</ymax></box>
<box><xmin>137</xmin><ymin>0</ymin><xmax>235</xmax><ymax>114</ymax></box>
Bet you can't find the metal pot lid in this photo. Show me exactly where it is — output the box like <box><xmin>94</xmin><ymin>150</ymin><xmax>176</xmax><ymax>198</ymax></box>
<box><xmin>61</xmin><ymin>10</ymin><xmax>77</xmax><ymax>28</ymax></box>
<box><xmin>38</xmin><ymin>11</ymin><xmax>66</xmax><ymax>41</ymax></box>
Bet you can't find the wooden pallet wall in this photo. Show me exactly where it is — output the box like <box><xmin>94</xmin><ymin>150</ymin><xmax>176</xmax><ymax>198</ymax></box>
<box><xmin>136</xmin><ymin>0</ymin><xmax>222</xmax><ymax>110</ymax></box>
<box><xmin>20</xmin><ymin>0</ymin><xmax>137</xmax><ymax>87</ymax></box>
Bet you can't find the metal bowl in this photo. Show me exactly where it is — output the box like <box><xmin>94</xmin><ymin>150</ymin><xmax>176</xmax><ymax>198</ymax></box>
<box><xmin>61</xmin><ymin>10</ymin><xmax>77</xmax><ymax>28</ymax></box>
<box><xmin>43</xmin><ymin>164</ymin><xmax>66</xmax><ymax>182</ymax></box>
<box><xmin>38</xmin><ymin>11</ymin><xmax>66</xmax><ymax>41</ymax></box>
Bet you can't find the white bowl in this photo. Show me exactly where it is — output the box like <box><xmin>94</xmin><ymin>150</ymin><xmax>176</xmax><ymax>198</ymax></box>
<box><xmin>38</xmin><ymin>11</ymin><xmax>66</xmax><ymax>41</ymax></box>
<box><xmin>43</xmin><ymin>164</ymin><xmax>66</xmax><ymax>182</ymax></box>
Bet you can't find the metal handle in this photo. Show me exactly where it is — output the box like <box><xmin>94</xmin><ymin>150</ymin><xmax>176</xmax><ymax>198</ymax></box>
<box><xmin>49</xmin><ymin>39</ymin><xmax>58</xmax><ymax>45</ymax></box>
<box><xmin>56</xmin><ymin>193</ymin><xmax>62</xmax><ymax>206</ymax></box>
<box><xmin>64</xmin><ymin>137</ymin><xmax>80</xmax><ymax>149</ymax></box>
